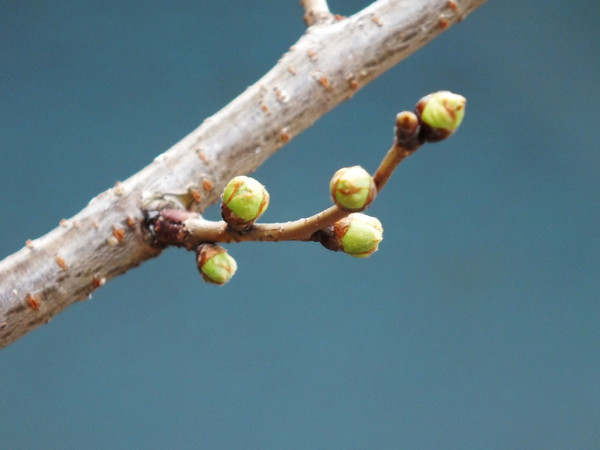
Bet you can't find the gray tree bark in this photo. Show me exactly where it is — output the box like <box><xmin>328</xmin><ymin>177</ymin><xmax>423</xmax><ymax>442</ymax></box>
<box><xmin>0</xmin><ymin>0</ymin><xmax>488</xmax><ymax>349</ymax></box>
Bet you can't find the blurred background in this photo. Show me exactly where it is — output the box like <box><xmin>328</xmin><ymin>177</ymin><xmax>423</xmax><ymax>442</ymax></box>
<box><xmin>1</xmin><ymin>1</ymin><xmax>598</xmax><ymax>448</ymax></box>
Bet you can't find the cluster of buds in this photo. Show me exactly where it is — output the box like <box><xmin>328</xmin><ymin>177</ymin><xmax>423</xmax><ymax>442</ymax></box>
<box><xmin>180</xmin><ymin>91</ymin><xmax>466</xmax><ymax>286</ymax></box>
<box><xmin>197</xmin><ymin>167</ymin><xmax>384</xmax><ymax>284</ymax></box>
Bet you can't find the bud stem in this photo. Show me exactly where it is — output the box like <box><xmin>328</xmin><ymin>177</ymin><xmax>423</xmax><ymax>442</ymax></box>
<box><xmin>151</xmin><ymin>205</ymin><xmax>350</xmax><ymax>246</ymax></box>
<box><xmin>372</xmin><ymin>144</ymin><xmax>415</xmax><ymax>192</ymax></box>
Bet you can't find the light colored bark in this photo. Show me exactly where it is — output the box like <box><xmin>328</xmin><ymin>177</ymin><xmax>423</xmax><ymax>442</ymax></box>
<box><xmin>0</xmin><ymin>0</ymin><xmax>487</xmax><ymax>349</ymax></box>
<box><xmin>301</xmin><ymin>0</ymin><xmax>333</xmax><ymax>25</ymax></box>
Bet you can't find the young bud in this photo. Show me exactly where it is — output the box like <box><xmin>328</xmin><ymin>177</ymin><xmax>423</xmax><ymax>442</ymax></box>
<box><xmin>318</xmin><ymin>213</ymin><xmax>383</xmax><ymax>258</ymax></box>
<box><xmin>415</xmin><ymin>91</ymin><xmax>466</xmax><ymax>142</ymax></box>
<box><xmin>395</xmin><ymin>111</ymin><xmax>422</xmax><ymax>150</ymax></box>
<box><xmin>221</xmin><ymin>176</ymin><xmax>269</xmax><ymax>230</ymax></box>
<box><xmin>196</xmin><ymin>244</ymin><xmax>237</xmax><ymax>285</ymax></box>
<box><xmin>330</xmin><ymin>166</ymin><xmax>377</xmax><ymax>212</ymax></box>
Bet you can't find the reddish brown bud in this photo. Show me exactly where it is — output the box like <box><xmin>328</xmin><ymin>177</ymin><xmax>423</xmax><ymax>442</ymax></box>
<box><xmin>395</xmin><ymin>111</ymin><xmax>422</xmax><ymax>150</ymax></box>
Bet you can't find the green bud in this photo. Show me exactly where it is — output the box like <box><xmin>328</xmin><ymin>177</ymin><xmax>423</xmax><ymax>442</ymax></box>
<box><xmin>196</xmin><ymin>244</ymin><xmax>237</xmax><ymax>285</ymax></box>
<box><xmin>221</xmin><ymin>176</ymin><xmax>269</xmax><ymax>229</ymax></box>
<box><xmin>416</xmin><ymin>91</ymin><xmax>466</xmax><ymax>142</ymax></box>
<box><xmin>340</xmin><ymin>213</ymin><xmax>383</xmax><ymax>257</ymax></box>
<box><xmin>330</xmin><ymin>166</ymin><xmax>376</xmax><ymax>212</ymax></box>
<box><xmin>318</xmin><ymin>213</ymin><xmax>383</xmax><ymax>258</ymax></box>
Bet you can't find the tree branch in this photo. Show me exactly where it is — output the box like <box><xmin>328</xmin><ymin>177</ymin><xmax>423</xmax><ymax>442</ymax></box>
<box><xmin>0</xmin><ymin>0</ymin><xmax>487</xmax><ymax>349</ymax></box>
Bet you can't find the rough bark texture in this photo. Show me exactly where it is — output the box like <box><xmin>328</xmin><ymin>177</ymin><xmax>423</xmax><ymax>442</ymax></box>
<box><xmin>0</xmin><ymin>0</ymin><xmax>487</xmax><ymax>349</ymax></box>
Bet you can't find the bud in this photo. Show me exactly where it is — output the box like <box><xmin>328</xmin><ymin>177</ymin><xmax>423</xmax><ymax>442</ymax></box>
<box><xmin>415</xmin><ymin>91</ymin><xmax>466</xmax><ymax>142</ymax></box>
<box><xmin>221</xmin><ymin>176</ymin><xmax>269</xmax><ymax>229</ymax></box>
<box><xmin>196</xmin><ymin>244</ymin><xmax>237</xmax><ymax>285</ymax></box>
<box><xmin>318</xmin><ymin>213</ymin><xmax>383</xmax><ymax>258</ymax></box>
<box><xmin>395</xmin><ymin>111</ymin><xmax>422</xmax><ymax>150</ymax></box>
<box><xmin>330</xmin><ymin>166</ymin><xmax>376</xmax><ymax>212</ymax></box>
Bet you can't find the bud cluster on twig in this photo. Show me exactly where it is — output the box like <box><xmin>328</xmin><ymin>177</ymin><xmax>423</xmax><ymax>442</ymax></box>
<box><xmin>144</xmin><ymin>91</ymin><xmax>466</xmax><ymax>285</ymax></box>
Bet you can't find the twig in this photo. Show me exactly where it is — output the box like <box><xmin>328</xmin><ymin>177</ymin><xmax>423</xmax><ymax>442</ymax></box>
<box><xmin>373</xmin><ymin>111</ymin><xmax>422</xmax><ymax>191</ymax></box>
<box><xmin>151</xmin><ymin>110</ymin><xmax>425</xmax><ymax>249</ymax></box>
<box><xmin>151</xmin><ymin>205</ymin><xmax>348</xmax><ymax>248</ymax></box>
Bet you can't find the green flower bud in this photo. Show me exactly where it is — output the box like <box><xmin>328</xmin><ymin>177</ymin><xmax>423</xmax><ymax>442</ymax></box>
<box><xmin>221</xmin><ymin>176</ymin><xmax>269</xmax><ymax>229</ymax></box>
<box><xmin>415</xmin><ymin>91</ymin><xmax>466</xmax><ymax>142</ymax></box>
<box><xmin>330</xmin><ymin>166</ymin><xmax>376</xmax><ymax>212</ymax></box>
<box><xmin>340</xmin><ymin>213</ymin><xmax>383</xmax><ymax>257</ymax></box>
<box><xmin>318</xmin><ymin>213</ymin><xmax>383</xmax><ymax>258</ymax></box>
<box><xmin>196</xmin><ymin>244</ymin><xmax>237</xmax><ymax>285</ymax></box>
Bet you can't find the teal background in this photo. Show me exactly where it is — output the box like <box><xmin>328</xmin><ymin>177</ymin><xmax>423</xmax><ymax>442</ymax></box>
<box><xmin>1</xmin><ymin>1</ymin><xmax>599</xmax><ymax>448</ymax></box>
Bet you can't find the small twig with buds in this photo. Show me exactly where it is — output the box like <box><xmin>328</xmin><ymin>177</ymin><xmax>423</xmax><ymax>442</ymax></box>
<box><xmin>145</xmin><ymin>92</ymin><xmax>466</xmax><ymax>284</ymax></box>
